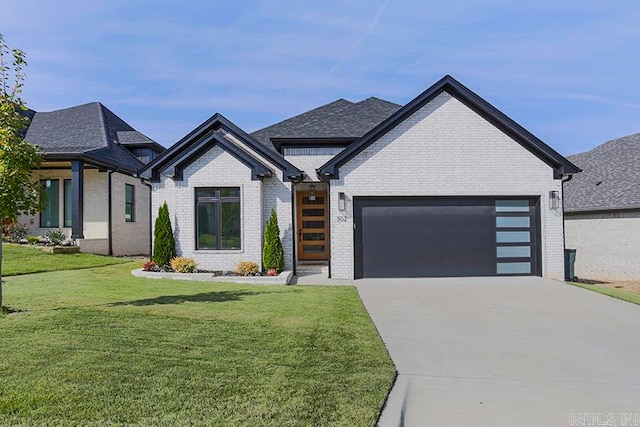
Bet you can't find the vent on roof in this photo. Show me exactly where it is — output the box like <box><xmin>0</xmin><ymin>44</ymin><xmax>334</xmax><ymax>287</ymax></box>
<box><xmin>595</xmin><ymin>181</ymin><xmax>602</xmax><ymax>186</ymax></box>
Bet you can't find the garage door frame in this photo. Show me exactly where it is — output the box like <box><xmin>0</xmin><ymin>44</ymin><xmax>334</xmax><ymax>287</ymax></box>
<box><xmin>353</xmin><ymin>196</ymin><xmax>542</xmax><ymax>279</ymax></box>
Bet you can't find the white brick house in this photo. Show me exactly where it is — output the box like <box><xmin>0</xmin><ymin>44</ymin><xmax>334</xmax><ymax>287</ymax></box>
<box><xmin>139</xmin><ymin>76</ymin><xmax>580</xmax><ymax>280</ymax></box>
<box><xmin>18</xmin><ymin>102</ymin><xmax>164</xmax><ymax>256</ymax></box>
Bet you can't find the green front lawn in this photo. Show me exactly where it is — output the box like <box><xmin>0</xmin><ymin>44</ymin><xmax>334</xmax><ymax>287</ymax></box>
<box><xmin>1</xmin><ymin>243</ymin><xmax>131</xmax><ymax>276</ymax></box>
<box><xmin>0</xmin><ymin>263</ymin><xmax>394</xmax><ymax>426</ymax></box>
<box><xmin>569</xmin><ymin>282</ymin><xmax>640</xmax><ymax>306</ymax></box>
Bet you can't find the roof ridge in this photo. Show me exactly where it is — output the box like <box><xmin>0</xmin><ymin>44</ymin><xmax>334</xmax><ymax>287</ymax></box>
<box><xmin>580</xmin><ymin>132</ymin><xmax>640</xmax><ymax>159</ymax></box>
<box><xmin>355</xmin><ymin>96</ymin><xmax>402</xmax><ymax>107</ymax></box>
<box><xmin>33</xmin><ymin>101</ymin><xmax>101</xmax><ymax>115</ymax></box>
<box><xmin>253</xmin><ymin>98</ymin><xmax>355</xmax><ymax>134</ymax></box>
<box><xmin>96</xmin><ymin>103</ymin><xmax>111</xmax><ymax>149</ymax></box>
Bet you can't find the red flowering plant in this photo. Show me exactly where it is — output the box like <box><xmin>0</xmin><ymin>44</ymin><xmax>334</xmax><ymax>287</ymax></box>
<box><xmin>143</xmin><ymin>261</ymin><xmax>157</xmax><ymax>272</ymax></box>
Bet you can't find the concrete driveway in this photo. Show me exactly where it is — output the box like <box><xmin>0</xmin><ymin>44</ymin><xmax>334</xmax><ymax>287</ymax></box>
<box><xmin>356</xmin><ymin>277</ymin><xmax>640</xmax><ymax>427</ymax></box>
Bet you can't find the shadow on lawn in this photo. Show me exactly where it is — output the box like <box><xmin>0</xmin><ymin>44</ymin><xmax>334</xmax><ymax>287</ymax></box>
<box><xmin>108</xmin><ymin>289</ymin><xmax>295</xmax><ymax>307</ymax></box>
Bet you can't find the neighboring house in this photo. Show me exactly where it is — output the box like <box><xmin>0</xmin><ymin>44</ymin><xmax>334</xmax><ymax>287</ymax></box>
<box><xmin>18</xmin><ymin>102</ymin><xmax>165</xmax><ymax>256</ymax></box>
<box><xmin>139</xmin><ymin>75</ymin><xmax>580</xmax><ymax>280</ymax></box>
<box><xmin>564</xmin><ymin>132</ymin><xmax>640</xmax><ymax>281</ymax></box>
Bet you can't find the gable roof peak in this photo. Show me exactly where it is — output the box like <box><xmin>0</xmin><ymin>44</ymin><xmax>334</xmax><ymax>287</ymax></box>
<box><xmin>138</xmin><ymin>112</ymin><xmax>303</xmax><ymax>182</ymax></box>
<box><xmin>317</xmin><ymin>74</ymin><xmax>580</xmax><ymax>179</ymax></box>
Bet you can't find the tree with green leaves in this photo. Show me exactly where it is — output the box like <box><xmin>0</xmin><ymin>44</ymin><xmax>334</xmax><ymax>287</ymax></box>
<box><xmin>0</xmin><ymin>34</ymin><xmax>43</xmax><ymax>310</ymax></box>
<box><xmin>262</xmin><ymin>208</ymin><xmax>284</xmax><ymax>271</ymax></box>
<box><xmin>152</xmin><ymin>201</ymin><xmax>176</xmax><ymax>267</ymax></box>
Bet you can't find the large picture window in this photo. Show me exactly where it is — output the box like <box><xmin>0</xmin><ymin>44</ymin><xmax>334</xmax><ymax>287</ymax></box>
<box><xmin>40</xmin><ymin>179</ymin><xmax>60</xmax><ymax>228</ymax></box>
<box><xmin>196</xmin><ymin>187</ymin><xmax>241</xmax><ymax>250</ymax></box>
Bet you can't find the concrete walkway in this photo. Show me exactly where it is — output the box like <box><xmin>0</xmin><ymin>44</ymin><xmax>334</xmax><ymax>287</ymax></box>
<box><xmin>290</xmin><ymin>273</ymin><xmax>355</xmax><ymax>285</ymax></box>
<box><xmin>356</xmin><ymin>277</ymin><xmax>640</xmax><ymax>427</ymax></box>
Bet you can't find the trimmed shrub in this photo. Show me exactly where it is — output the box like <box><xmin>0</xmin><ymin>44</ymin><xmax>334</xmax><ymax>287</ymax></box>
<box><xmin>236</xmin><ymin>261</ymin><xmax>259</xmax><ymax>276</ymax></box>
<box><xmin>45</xmin><ymin>229</ymin><xmax>66</xmax><ymax>246</ymax></box>
<box><xmin>262</xmin><ymin>208</ymin><xmax>284</xmax><ymax>272</ymax></box>
<box><xmin>26</xmin><ymin>235</ymin><xmax>41</xmax><ymax>245</ymax></box>
<box><xmin>170</xmin><ymin>257</ymin><xmax>197</xmax><ymax>273</ymax></box>
<box><xmin>153</xmin><ymin>202</ymin><xmax>176</xmax><ymax>266</ymax></box>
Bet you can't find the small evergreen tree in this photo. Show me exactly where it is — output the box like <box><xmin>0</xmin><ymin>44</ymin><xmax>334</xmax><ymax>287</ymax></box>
<box><xmin>262</xmin><ymin>208</ymin><xmax>284</xmax><ymax>271</ymax></box>
<box><xmin>153</xmin><ymin>202</ymin><xmax>176</xmax><ymax>266</ymax></box>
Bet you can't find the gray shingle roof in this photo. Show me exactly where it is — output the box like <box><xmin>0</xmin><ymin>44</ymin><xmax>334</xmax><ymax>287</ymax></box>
<box><xmin>116</xmin><ymin>130</ymin><xmax>155</xmax><ymax>145</ymax></box>
<box><xmin>251</xmin><ymin>97</ymin><xmax>402</xmax><ymax>152</ymax></box>
<box><xmin>564</xmin><ymin>132</ymin><xmax>640</xmax><ymax>212</ymax></box>
<box><xmin>24</xmin><ymin>102</ymin><xmax>160</xmax><ymax>173</ymax></box>
<box><xmin>26</xmin><ymin>103</ymin><xmax>109</xmax><ymax>153</ymax></box>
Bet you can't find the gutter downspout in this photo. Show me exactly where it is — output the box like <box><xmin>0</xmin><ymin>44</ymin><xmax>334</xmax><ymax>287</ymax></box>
<box><xmin>107</xmin><ymin>167</ymin><xmax>119</xmax><ymax>256</ymax></box>
<box><xmin>137</xmin><ymin>176</ymin><xmax>153</xmax><ymax>261</ymax></box>
<box><xmin>560</xmin><ymin>174</ymin><xmax>574</xmax><ymax>279</ymax></box>
<box><xmin>290</xmin><ymin>182</ymin><xmax>297</xmax><ymax>277</ymax></box>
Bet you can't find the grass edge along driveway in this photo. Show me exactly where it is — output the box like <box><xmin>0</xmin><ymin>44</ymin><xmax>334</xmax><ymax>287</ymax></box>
<box><xmin>0</xmin><ymin>263</ymin><xmax>394</xmax><ymax>426</ymax></box>
<box><xmin>568</xmin><ymin>281</ymin><xmax>640</xmax><ymax>306</ymax></box>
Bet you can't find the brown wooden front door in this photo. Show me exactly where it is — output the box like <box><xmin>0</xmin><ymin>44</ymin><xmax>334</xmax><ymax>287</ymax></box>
<box><xmin>296</xmin><ymin>190</ymin><xmax>328</xmax><ymax>260</ymax></box>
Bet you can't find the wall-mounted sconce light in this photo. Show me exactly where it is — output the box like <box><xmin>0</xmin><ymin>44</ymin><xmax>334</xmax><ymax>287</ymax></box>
<box><xmin>549</xmin><ymin>190</ymin><xmax>560</xmax><ymax>210</ymax></box>
<box><xmin>309</xmin><ymin>184</ymin><xmax>316</xmax><ymax>202</ymax></box>
<box><xmin>338</xmin><ymin>192</ymin><xmax>346</xmax><ymax>211</ymax></box>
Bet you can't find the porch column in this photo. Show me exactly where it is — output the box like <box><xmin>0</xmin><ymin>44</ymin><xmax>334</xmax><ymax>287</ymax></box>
<box><xmin>71</xmin><ymin>160</ymin><xmax>84</xmax><ymax>239</ymax></box>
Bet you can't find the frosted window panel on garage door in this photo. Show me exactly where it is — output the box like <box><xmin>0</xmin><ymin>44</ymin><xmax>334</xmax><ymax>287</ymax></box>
<box><xmin>496</xmin><ymin>216</ymin><xmax>530</xmax><ymax>228</ymax></box>
<box><xmin>495</xmin><ymin>200</ymin><xmax>530</xmax><ymax>212</ymax></box>
<box><xmin>497</xmin><ymin>246</ymin><xmax>531</xmax><ymax>258</ymax></box>
<box><xmin>496</xmin><ymin>231</ymin><xmax>530</xmax><ymax>243</ymax></box>
<box><xmin>497</xmin><ymin>262</ymin><xmax>532</xmax><ymax>274</ymax></box>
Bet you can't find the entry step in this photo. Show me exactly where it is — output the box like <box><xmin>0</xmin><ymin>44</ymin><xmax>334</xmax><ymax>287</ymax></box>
<box><xmin>296</xmin><ymin>265</ymin><xmax>328</xmax><ymax>276</ymax></box>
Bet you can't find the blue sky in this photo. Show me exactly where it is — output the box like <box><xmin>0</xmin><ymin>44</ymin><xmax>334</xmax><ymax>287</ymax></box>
<box><xmin>1</xmin><ymin>0</ymin><xmax>639</xmax><ymax>155</ymax></box>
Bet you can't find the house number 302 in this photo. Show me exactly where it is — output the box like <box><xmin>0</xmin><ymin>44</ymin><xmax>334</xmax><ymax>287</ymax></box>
<box><xmin>336</xmin><ymin>216</ymin><xmax>349</xmax><ymax>222</ymax></box>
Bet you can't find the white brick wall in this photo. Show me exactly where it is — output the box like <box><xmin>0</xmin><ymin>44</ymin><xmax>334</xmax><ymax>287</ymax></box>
<box><xmin>329</xmin><ymin>91</ymin><xmax>564</xmax><ymax>280</ymax></box>
<box><xmin>82</xmin><ymin>169</ymin><xmax>109</xmax><ymax>240</ymax></box>
<box><xmin>111</xmin><ymin>173</ymin><xmax>151</xmax><ymax>256</ymax></box>
<box><xmin>284</xmin><ymin>147</ymin><xmax>344</xmax><ymax>182</ymax></box>
<box><xmin>152</xmin><ymin>146</ymin><xmax>263</xmax><ymax>271</ymax></box>
<box><xmin>261</xmin><ymin>177</ymin><xmax>293</xmax><ymax>270</ymax></box>
<box><xmin>565</xmin><ymin>214</ymin><xmax>640</xmax><ymax>281</ymax></box>
<box><xmin>151</xmin><ymin>134</ymin><xmax>297</xmax><ymax>272</ymax></box>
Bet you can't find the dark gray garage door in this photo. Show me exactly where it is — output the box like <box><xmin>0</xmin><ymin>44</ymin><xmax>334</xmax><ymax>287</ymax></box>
<box><xmin>353</xmin><ymin>197</ymin><xmax>540</xmax><ymax>278</ymax></box>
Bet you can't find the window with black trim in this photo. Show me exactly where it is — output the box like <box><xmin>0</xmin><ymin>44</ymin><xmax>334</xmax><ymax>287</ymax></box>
<box><xmin>40</xmin><ymin>179</ymin><xmax>60</xmax><ymax>228</ymax></box>
<box><xmin>125</xmin><ymin>184</ymin><xmax>135</xmax><ymax>222</ymax></box>
<box><xmin>196</xmin><ymin>187</ymin><xmax>241</xmax><ymax>250</ymax></box>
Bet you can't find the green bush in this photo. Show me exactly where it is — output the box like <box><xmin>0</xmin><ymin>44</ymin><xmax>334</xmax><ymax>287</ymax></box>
<box><xmin>45</xmin><ymin>229</ymin><xmax>66</xmax><ymax>246</ymax></box>
<box><xmin>153</xmin><ymin>202</ymin><xmax>176</xmax><ymax>266</ymax></box>
<box><xmin>262</xmin><ymin>208</ymin><xmax>284</xmax><ymax>271</ymax></box>
<box><xmin>26</xmin><ymin>235</ymin><xmax>40</xmax><ymax>245</ymax></box>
